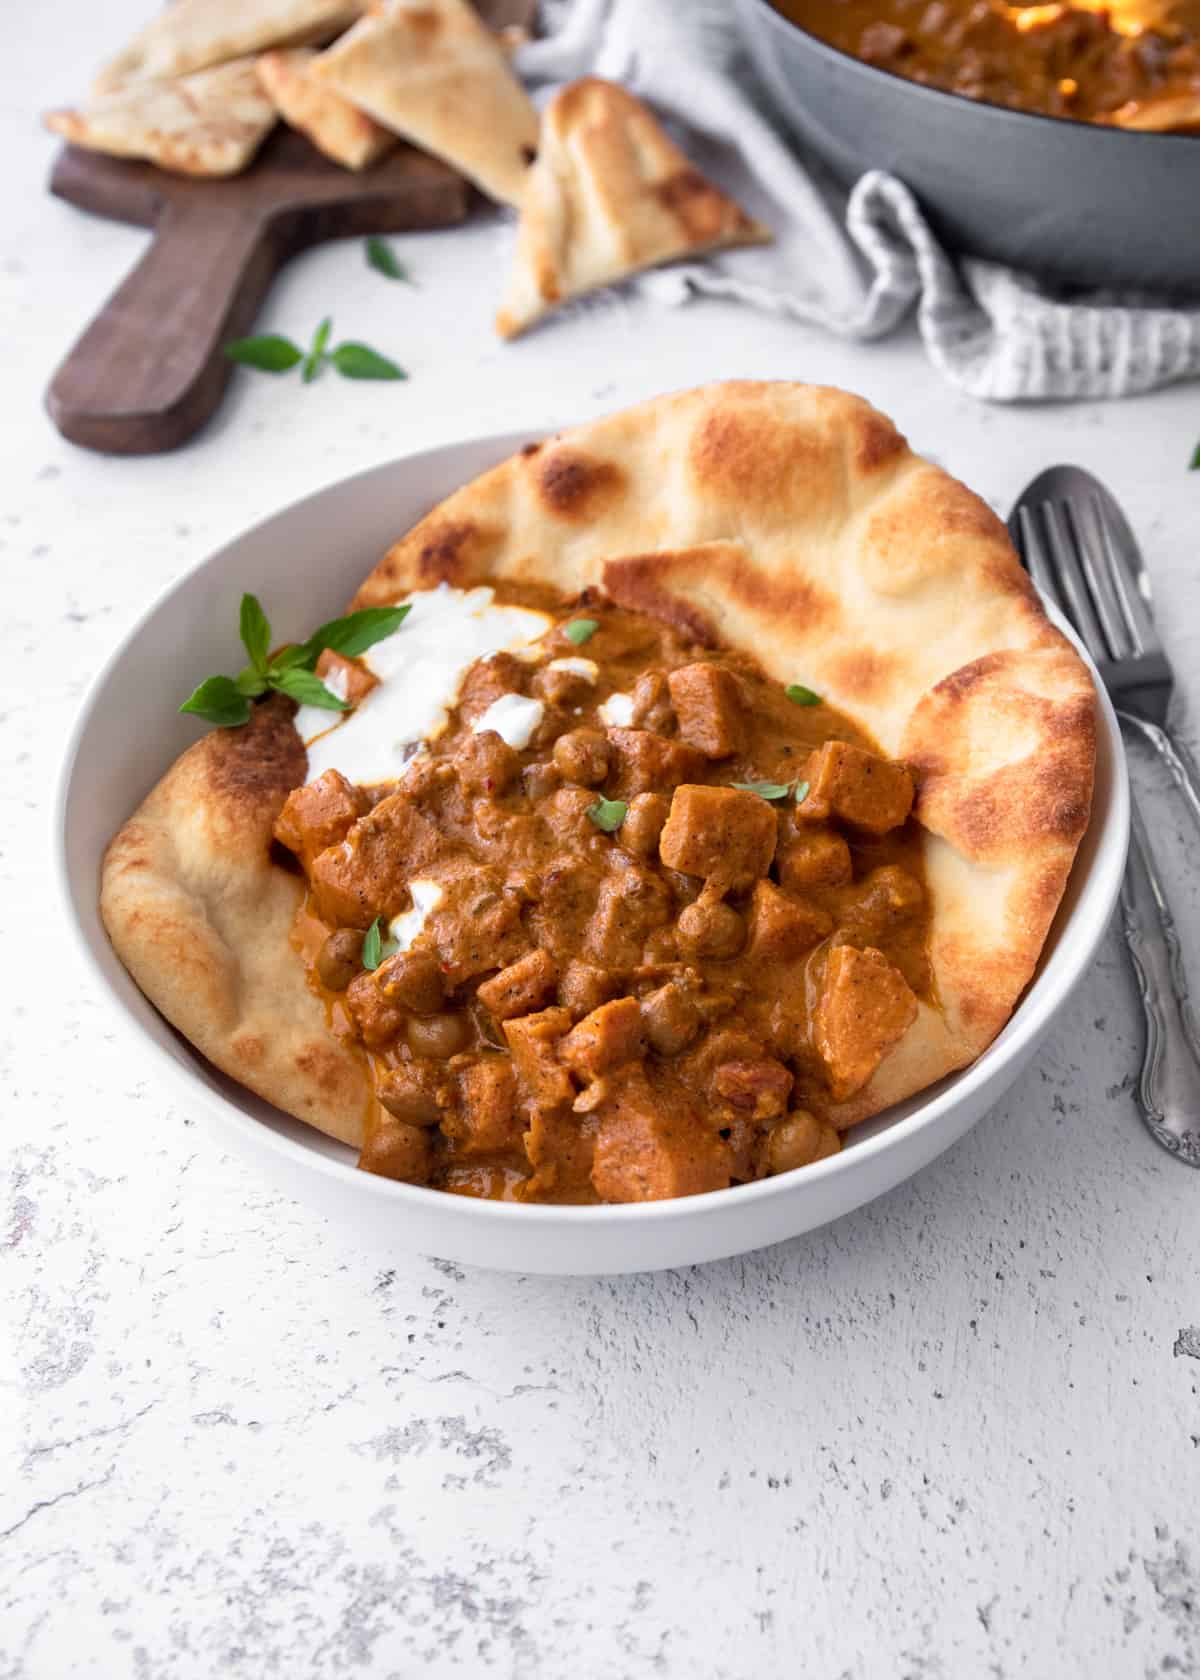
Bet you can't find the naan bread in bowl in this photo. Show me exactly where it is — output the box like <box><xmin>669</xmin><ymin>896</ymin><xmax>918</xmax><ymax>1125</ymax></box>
<box><xmin>101</xmin><ymin>382</ymin><xmax>1096</xmax><ymax>1197</ymax></box>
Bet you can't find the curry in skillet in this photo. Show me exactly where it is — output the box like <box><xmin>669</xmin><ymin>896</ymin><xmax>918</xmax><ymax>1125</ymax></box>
<box><xmin>774</xmin><ymin>0</ymin><xmax>1200</xmax><ymax>129</ymax></box>
<box><xmin>274</xmin><ymin>585</ymin><xmax>930</xmax><ymax>1203</ymax></box>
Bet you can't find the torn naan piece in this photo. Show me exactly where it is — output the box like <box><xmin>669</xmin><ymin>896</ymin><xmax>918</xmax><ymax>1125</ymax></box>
<box><xmin>257</xmin><ymin>47</ymin><xmax>395</xmax><ymax>169</ymax></box>
<box><xmin>93</xmin><ymin>0</ymin><xmax>368</xmax><ymax>95</ymax></box>
<box><xmin>496</xmin><ymin>79</ymin><xmax>771</xmax><ymax>340</ymax></box>
<box><xmin>311</xmin><ymin>0</ymin><xmax>539</xmax><ymax>206</ymax></box>
<box><xmin>44</xmin><ymin>58</ymin><xmax>278</xmax><ymax>178</ymax></box>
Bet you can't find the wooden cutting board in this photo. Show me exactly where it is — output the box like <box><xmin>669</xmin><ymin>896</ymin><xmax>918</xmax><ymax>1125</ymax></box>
<box><xmin>45</xmin><ymin>135</ymin><xmax>468</xmax><ymax>455</ymax></box>
<box><xmin>45</xmin><ymin>0</ymin><xmax>533</xmax><ymax>456</ymax></box>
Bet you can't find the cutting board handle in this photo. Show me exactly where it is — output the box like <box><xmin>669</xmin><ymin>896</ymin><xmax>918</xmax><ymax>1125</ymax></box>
<box><xmin>46</xmin><ymin>199</ymin><xmax>280</xmax><ymax>456</ymax></box>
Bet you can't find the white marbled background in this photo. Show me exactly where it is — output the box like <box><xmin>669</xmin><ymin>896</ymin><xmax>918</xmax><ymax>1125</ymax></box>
<box><xmin>3</xmin><ymin>4</ymin><xmax>1200</xmax><ymax>1676</ymax></box>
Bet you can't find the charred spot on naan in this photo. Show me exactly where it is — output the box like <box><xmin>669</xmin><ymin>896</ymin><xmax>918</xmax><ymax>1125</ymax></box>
<box><xmin>529</xmin><ymin>448</ymin><xmax>626</xmax><ymax>523</ymax></box>
<box><xmin>906</xmin><ymin>647</ymin><xmax>1096</xmax><ymax>863</ymax></box>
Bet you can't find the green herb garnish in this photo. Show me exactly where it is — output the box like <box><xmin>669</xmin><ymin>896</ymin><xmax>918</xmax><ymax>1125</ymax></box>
<box><xmin>793</xmin><ymin>779</ymin><xmax>811</xmax><ymax>805</ymax></box>
<box><xmin>362</xmin><ymin>916</ymin><xmax>398</xmax><ymax>971</ymax></box>
<box><xmin>301</xmin><ymin>316</ymin><xmax>332</xmax><ymax>384</ymax></box>
<box><xmin>588</xmin><ymin>797</ymin><xmax>628</xmax><ymax>832</ymax></box>
<box><xmin>785</xmin><ymin>683</ymin><xmax>822</xmax><ymax>707</ymax></box>
<box><xmin>224</xmin><ymin>319</ymin><xmax>406</xmax><ymax>384</ymax></box>
<box><xmin>366</xmin><ymin>236</ymin><xmax>415</xmax><ymax>284</ymax></box>
<box><xmin>179</xmin><ymin>595</ymin><xmax>410</xmax><ymax>727</ymax></box>
<box><xmin>732</xmin><ymin>781</ymin><xmax>792</xmax><ymax>801</ymax></box>
<box><xmin>329</xmin><ymin>343</ymin><xmax>407</xmax><ymax>381</ymax></box>
<box><xmin>1190</xmin><ymin>439</ymin><xmax>1200</xmax><ymax>471</ymax></box>
<box><xmin>564</xmin><ymin>618</ymin><xmax>599</xmax><ymax>646</ymax></box>
<box><xmin>223</xmin><ymin>334</ymin><xmax>304</xmax><ymax>373</ymax></box>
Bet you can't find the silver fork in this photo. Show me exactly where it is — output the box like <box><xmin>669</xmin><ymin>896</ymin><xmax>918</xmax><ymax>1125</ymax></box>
<box><xmin>1010</xmin><ymin>465</ymin><xmax>1200</xmax><ymax>1166</ymax></box>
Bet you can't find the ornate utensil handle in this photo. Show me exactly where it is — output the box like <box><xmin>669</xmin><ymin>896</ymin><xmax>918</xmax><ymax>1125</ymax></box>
<box><xmin>1121</xmin><ymin>713</ymin><xmax>1200</xmax><ymax>837</ymax></box>
<box><xmin>1119</xmin><ymin>805</ymin><xmax>1200</xmax><ymax>1165</ymax></box>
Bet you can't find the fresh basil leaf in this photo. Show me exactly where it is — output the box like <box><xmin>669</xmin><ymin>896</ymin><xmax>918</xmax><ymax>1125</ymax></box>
<box><xmin>588</xmin><ymin>797</ymin><xmax>628</xmax><ymax>833</ymax></box>
<box><xmin>732</xmin><ymin>780</ymin><xmax>792</xmax><ymax>800</ymax></box>
<box><xmin>179</xmin><ymin>675</ymin><xmax>252</xmax><ymax>728</ymax></box>
<box><xmin>266</xmin><ymin>642</ymin><xmax>315</xmax><ymax>674</ymax></box>
<box><xmin>330</xmin><ymin>342</ymin><xmax>407</xmax><ymax>382</ymax></box>
<box><xmin>564</xmin><ymin>618</ymin><xmax>598</xmax><ymax>646</ymax></box>
<box><xmin>302</xmin><ymin>316</ymin><xmax>333</xmax><ymax>384</ymax></box>
<box><xmin>362</xmin><ymin>917</ymin><xmax>383</xmax><ymax>971</ymax></box>
<box><xmin>793</xmin><ymin>779</ymin><xmax>811</xmax><ymax>805</ymax></box>
<box><xmin>224</xmin><ymin>334</ymin><xmax>303</xmax><ymax>373</ymax></box>
<box><xmin>785</xmin><ymin>684</ymin><xmax>822</xmax><ymax>707</ymax></box>
<box><xmin>272</xmin><ymin>668</ymin><xmax>351</xmax><ymax>710</ymax></box>
<box><xmin>301</xmin><ymin>605</ymin><xmax>411</xmax><ymax>664</ymax></box>
<box><xmin>1191</xmin><ymin>439</ymin><xmax>1200</xmax><ymax>471</ymax></box>
<box><xmin>239</xmin><ymin>592</ymin><xmax>271</xmax><ymax>674</ymax></box>
<box><xmin>235</xmin><ymin>665</ymin><xmax>269</xmax><ymax>698</ymax></box>
<box><xmin>366</xmin><ymin>237</ymin><xmax>414</xmax><ymax>284</ymax></box>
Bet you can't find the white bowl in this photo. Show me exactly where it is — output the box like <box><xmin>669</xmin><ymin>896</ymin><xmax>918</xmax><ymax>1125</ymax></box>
<box><xmin>57</xmin><ymin>430</ymin><xmax>1129</xmax><ymax>1276</ymax></box>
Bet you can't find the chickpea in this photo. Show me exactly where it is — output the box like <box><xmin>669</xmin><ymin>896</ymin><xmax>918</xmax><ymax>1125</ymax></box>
<box><xmin>377</xmin><ymin>1067</ymin><xmax>443</xmax><ymax>1126</ymax></box>
<box><xmin>677</xmin><ymin>896</ymin><xmax>745</xmax><ymax>960</ymax></box>
<box><xmin>552</xmin><ymin>727</ymin><xmax>611</xmax><ymax>786</ymax></box>
<box><xmin>766</xmin><ymin>1111</ymin><xmax>840</xmax><ymax>1175</ymax></box>
<box><xmin>454</xmin><ymin>730</ymin><xmax>520</xmax><ymax>797</ymax></box>
<box><xmin>640</xmin><ymin>982</ymin><xmax>701</xmax><ymax>1056</ymax></box>
<box><xmin>522</xmin><ymin>761</ymin><xmax>562</xmax><ymax>802</ymax></box>
<box><xmin>619</xmin><ymin>792</ymin><xmax>670</xmax><ymax>859</ymax></box>
<box><xmin>316</xmin><ymin>928</ymin><xmax>364</xmax><ymax>991</ymax></box>
<box><xmin>406</xmin><ymin>1010</ymin><xmax>471</xmax><ymax>1060</ymax></box>
<box><xmin>360</xmin><ymin>1116</ymin><xmax>434</xmax><ymax>1184</ymax></box>
<box><xmin>377</xmin><ymin>949</ymin><xmax>445</xmax><ymax>1015</ymax></box>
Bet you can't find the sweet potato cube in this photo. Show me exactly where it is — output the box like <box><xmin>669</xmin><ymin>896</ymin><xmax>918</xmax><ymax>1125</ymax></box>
<box><xmin>667</xmin><ymin>663</ymin><xmax>745</xmax><ymax>758</ymax></box>
<box><xmin>590</xmin><ymin>1066</ymin><xmax>732</xmax><ymax>1202</ymax></box>
<box><xmin>746</xmin><ymin>879</ymin><xmax>832</xmax><ymax>962</ymax></box>
<box><xmin>315</xmin><ymin>648</ymin><xmax>378</xmax><ymax>708</ymax></box>
<box><xmin>713</xmin><ymin>1057</ymin><xmax>794</xmax><ymax>1119</ymax></box>
<box><xmin>445</xmin><ymin>1059</ymin><xmax>522</xmax><ymax>1156</ymax></box>
<box><xmin>308</xmin><ymin>792</ymin><xmax>442</xmax><ymax>927</ymax></box>
<box><xmin>477</xmin><ymin>949</ymin><xmax>559</xmax><ymax>1022</ymax></box>
<box><xmin>804</xmin><ymin>742</ymin><xmax>914</xmax><ymax>836</ymax></box>
<box><xmin>812</xmin><ymin>944</ymin><xmax>918</xmax><ymax>1102</ymax></box>
<box><xmin>502</xmin><ymin>1007</ymin><xmax>574</xmax><ymax>1111</ymax></box>
<box><xmin>776</xmin><ymin>824</ymin><xmax>853</xmax><ymax>890</ymax></box>
<box><xmin>606</xmin><ymin>729</ymin><xmax>705</xmax><ymax>798</ymax></box>
<box><xmin>658</xmin><ymin>784</ymin><xmax>777</xmax><ymax>889</ymax></box>
<box><xmin>560</xmin><ymin>996</ymin><xmax>644</xmax><ymax>1079</ymax></box>
<box><xmin>274</xmin><ymin>769</ymin><xmax>368</xmax><ymax>867</ymax></box>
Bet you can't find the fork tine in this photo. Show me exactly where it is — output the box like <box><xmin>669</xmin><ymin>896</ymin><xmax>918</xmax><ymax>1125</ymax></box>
<box><xmin>1090</xmin><ymin>485</ymin><xmax>1160</xmax><ymax>658</ymax></box>
<box><xmin>1015</xmin><ymin>505</ymin><xmax>1067</xmax><ymax>617</ymax></box>
<box><xmin>1064</xmin><ymin>496</ymin><xmax>1133</xmax><ymax>660</ymax></box>
<box><xmin>1039</xmin><ymin>501</ymin><xmax>1110</xmax><ymax>660</ymax></box>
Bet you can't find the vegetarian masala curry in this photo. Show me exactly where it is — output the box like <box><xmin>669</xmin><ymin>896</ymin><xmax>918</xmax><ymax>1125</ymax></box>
<box><xmin>273</xmin><ymin>583</ymin><xmax>932</xmax><ymax>1205</ymax></box>
<box><xmin>774</xmin><ymin>0</ymin><xmax>1200</xmax><ymax>129</ymax></box>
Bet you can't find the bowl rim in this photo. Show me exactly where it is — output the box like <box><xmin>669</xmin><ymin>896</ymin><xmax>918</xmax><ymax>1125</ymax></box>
<box><xmin>741</xmin><ymin>0</ymin><xmax>1200</xmax><ymax>149</ymax></box>
<box><xmin>55</xmin><ymin>427</ymin><xmax>1130</xmax><ymax>1231</ymax></box>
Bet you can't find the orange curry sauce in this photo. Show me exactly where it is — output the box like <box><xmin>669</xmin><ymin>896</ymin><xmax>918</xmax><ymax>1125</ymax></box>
<box><xmin>276</xmin><ymin>583</ymin><xmax>933</xmax><ymax>1204</ymax></box>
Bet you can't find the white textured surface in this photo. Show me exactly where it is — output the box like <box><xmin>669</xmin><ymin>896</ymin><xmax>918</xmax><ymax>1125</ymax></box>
<box><xmin>5</xmin><ymin>6</ymin><xmax>1200</xmax><ymax>1676</ymax></box>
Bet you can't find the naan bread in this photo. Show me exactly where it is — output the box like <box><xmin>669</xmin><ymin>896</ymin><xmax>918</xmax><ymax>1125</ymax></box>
<box><xmin>310</xmin><ymin>0</ymin><xmax>539</xmax><ymax>206</ymax></box>
<box><xmin>496</xmin><ymin>79</ymin><xmax>771</xmax><ymax>340</ymax></box>
<box><xmin>93</xmin><ymin>0</ymin><xmax>368</xmax><ymax>95</ymax></box>
<box><xmin>257</xmin><ymin>46</ymin><xmax>395</xmax><ymax>169</ymax></box>
<box><xmin>44</xmin><ymin>58</ymin><xmax>278</xmax><ymax>178</ymax></box>
<box><xmin>102</xmin><ymin>382</ymin><xmax>1095</xmax><ymax>1147</ymax></box>
<box><xmin>101</xmin><ymin>697</ymin><xmax>371</xmax><ymax>1146</ymax></box>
